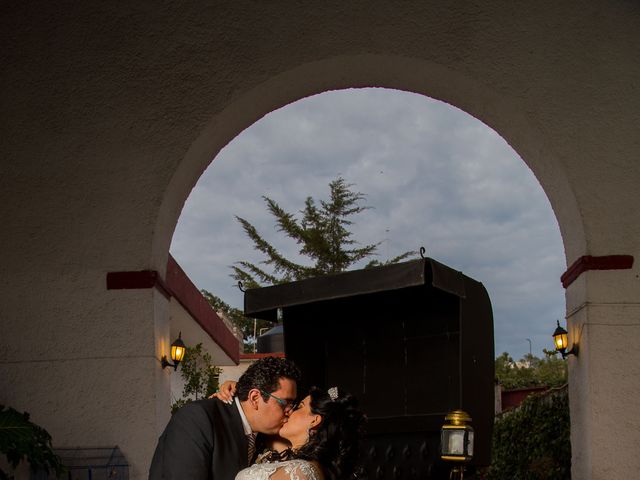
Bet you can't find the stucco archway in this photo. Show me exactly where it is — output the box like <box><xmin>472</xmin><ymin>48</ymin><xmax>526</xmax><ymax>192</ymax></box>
<box><xmin>153</xmin><ymin>54</ymin><xmax>585</xmax><ymax>270</ymax></box>
<box><xmin>154</xmin><ymin>51</ymin><xmax>635</xmax><ymax>480</ymax></box>
<box><xmin>2</xmin><ymin>3</ymin><xmax>639</xmax><ymax>479</ymax></box>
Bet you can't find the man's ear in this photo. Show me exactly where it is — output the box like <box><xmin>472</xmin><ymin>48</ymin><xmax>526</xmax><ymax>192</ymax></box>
<box><xmin>247</xmin><ymin>388</ymin><xmax>262</xmax><ymax>410</ymax></box>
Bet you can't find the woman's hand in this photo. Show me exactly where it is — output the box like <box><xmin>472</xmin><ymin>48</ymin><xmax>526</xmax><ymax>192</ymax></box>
<box><xmin>210</xmin><ymin>380</ymin><xmax>237</xmax><ymax>404</ymax></box>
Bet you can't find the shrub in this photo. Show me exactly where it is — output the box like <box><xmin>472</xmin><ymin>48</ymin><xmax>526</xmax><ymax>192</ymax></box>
<box><xmin>487</xmin><ymin>386</ymin><xmax>570</xmax><ymax>480</ymax></box>
<box><xmin>0</xmin><ymin>405</ymin><xmax>64</xmax><ymax>479</ymax></box>
<box><xmin>171</xmin><ymin>343</ymin><xmax>221</xmax><ymax>414</ymax></box>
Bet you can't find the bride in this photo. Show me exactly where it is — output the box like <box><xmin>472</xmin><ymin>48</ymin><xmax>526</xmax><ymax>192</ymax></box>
<box><xmin>220</xmin><ymin>384</ymin><xmax>365</xmax><ymax>480</ymax></box>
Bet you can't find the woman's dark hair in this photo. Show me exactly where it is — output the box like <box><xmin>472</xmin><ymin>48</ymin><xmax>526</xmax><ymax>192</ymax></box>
<box><xmin>286</xmin><ymin>387</ymin><xmax>366</xmax><ymax>479</ymax></box>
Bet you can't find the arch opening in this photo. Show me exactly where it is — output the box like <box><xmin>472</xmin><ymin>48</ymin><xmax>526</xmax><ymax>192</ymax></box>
<box><xmin>154</xmin><ymin>54</ymin><xmax>583</xmax><ymax>279</ymax></box>
<box><xmin>157</xmin><ymin>55</ymin><xmax>580</xmax><ymax>360</ymax></box>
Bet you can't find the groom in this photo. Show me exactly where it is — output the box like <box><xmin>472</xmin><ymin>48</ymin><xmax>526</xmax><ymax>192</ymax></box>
<box><xmin>149</xmin><ymin>356</ymin><xmax>301</xmax><ymax>479</ymax></box>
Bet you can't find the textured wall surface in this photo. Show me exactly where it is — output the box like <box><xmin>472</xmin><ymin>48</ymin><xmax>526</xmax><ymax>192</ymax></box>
<box><xmin>1</xmin><ymin>1</ymin><xmax>639</xmax><ymax>478</ymax></box>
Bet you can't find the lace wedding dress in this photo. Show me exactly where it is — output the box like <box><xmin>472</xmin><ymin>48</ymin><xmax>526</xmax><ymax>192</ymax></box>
<box><xmin>235</xmin><ymin>459</ymin><xmax>322</xmax><ymax>480</ymax></box>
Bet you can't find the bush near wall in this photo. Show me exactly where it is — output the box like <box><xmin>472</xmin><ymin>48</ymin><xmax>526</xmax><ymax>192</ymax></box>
<box><xmin>171</xmin><ymin>343</ymin><xmax>221</xmax><ymax>414</ymax></box>
<box><xmin>0</xmin><ymin>405</ymin><xmax>64</xmax><ymax>479</ymax></box>
<box><xmin>487</xmin><ymin>385</ymin><xmax>570</xmax><ymax>480</ymax></box>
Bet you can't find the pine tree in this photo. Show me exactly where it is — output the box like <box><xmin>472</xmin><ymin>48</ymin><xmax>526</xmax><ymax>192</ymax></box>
<box><xmin>232</xmin><ymin>177</ymin><xmax>415</xmax><ymax>288</ymax></box>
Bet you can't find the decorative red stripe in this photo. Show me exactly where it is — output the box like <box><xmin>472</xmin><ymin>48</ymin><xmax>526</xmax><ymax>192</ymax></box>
<box><xmin>107</xmin><ymin>258</ymin><xmax>241</xmax><ymax>364</ymax></box>
<box><xmin>240</xmin><ymin>352</ymin><xmax>285</xmax><ymax>360</ymax></box>
<box><xmin>165</xmin><ymin>255</ymin><xmax>240</xmax><ymax>364</ymax></box>
<box><xmin>561</xmin><ymin>255</ymin><xmax>634</xmax><ymax>288</ymax></box>
<box><xmin>106</xmin><ymin>270</ymin><xmax>172</xmax><ymax>299</ymax></box>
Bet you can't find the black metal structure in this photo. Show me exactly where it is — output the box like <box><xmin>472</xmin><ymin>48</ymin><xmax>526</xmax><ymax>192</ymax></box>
<box><xmin>257</xmin><ymin>324</ymin><xmax>284</xmax><ymax>353</ymax></box>
<box><xmin>31</xmin><ymin>446</ymin><xmax>129</xmax><ymax>480</ymax></box>
<box><xmin>245</xmin><ymin>258</ymin><xmax>494</xmax><ymax>479</ymax></box>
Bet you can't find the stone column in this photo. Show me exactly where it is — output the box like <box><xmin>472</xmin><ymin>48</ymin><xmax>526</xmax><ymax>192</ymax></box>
<box><xmin>567</xmin><ymin>269</ymin><xmax>640</xmax><ymax>479</ymax></box>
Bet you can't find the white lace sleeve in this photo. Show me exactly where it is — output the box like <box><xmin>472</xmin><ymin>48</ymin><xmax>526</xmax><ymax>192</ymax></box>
<box><xmin>235</xmin><ymin>462</ymin><xmax>279</xmax><ymax>480</ymax></box>
<box><xmin>276</xmin><ymin>460</ymin><xmax>322</xmax><ymax>480</ymax></box>
<box><xmin>235</xmin><ymin>460</ymin><xmax>322</xmax><ymax>480</ymax></box>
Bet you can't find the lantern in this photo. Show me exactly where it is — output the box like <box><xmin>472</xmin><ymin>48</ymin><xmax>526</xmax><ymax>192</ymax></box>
<box><xmin>441</xmin><ymin>410</ymin><xmax>474</xmax><ymax>462</ymax></box>
<box><xmin>552</xmin><ymin>320</ymin><xmax>578</xmax><ymax>358</ymax></box>
<box><xmin>162</xmin><ymin>332</ymin><xmax>187</xmax><ymax>370</ymax></box>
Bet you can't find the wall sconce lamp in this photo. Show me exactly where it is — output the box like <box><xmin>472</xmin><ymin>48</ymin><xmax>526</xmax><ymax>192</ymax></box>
<box><xmin>161</xmin><ymin>332</ymin><xmax>186</xmax><ymax>370</ymax></box>
<box><xmin>552</xmin><ymin>320</ymin><xmax>578</xmax><ymax>358</ymax></box>
<box><xmin>441</xmin><ymin>410</ymin><xmax>474</xmax><ymax>479</ymax></box>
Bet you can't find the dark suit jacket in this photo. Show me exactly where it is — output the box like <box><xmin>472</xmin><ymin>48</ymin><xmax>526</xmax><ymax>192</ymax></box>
<box><xmin>149</xmin><ymin>398</ymin><xmax>251</xmax><ymax>480</ymax></box>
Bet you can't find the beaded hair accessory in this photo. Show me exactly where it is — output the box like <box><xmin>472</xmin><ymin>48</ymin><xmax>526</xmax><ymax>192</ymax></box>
<box><xmin>327</xmin><ymin>386</ymin><xmax>339</xmax><ymax>401</ymax></box>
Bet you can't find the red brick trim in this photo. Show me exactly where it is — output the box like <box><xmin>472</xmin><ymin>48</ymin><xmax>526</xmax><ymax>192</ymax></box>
<box><xmin>106</xmin><ymin>270</ymin><xmax>172</xmax><ymax>299</ymax></box>
<box><xmin>107</xmin><ymin>256</ymin><xmax>240</xmax><ymax>364</ymax></box>
<box><xmin>165</xmin><ymin>255</ymin><xmax>240</xmax><ymax>364</ymax></box>
<box><xmin>240</xmin><ymin>352</ymin><xmax>286</xmax><ymax>360</ymax></box>
<box><xmin>561</xmin><ymin>255</ymin><xmax>634</xmax><ymax>288</ymax></box>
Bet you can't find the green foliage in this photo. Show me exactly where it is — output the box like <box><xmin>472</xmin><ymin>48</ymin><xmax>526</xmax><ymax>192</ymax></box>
<box><xmin>495</xmin><ymin>351</ymin><xmax>567</xmax><ymax>390</ymax></box>
<box><xmin>201</xmin><ymin>289</ymin><xmax>271</xmax><ymax>353</ymax></box>
<box><xmin>202</xmin><ymin>177</ymin><xmax>416</xmax><ymax>353</ymax></box>
<box><xmin>232</xmin><ymin>177</ymin><xmax>415</xmax><ymax>287</ymax></box>
<box><xmin>487</xmin><ymin>387</ymin><xmax>571</xmax><ymax>480</ymax></box>
<box><xmin>0</xmin><ymin>405</ymin><xmax>65</xmax><ymax>479</ymax></box>
<box><xmin>171</xmin><ymin>344</ymin><xmax>222</xmax><ymax>414</ymax></box>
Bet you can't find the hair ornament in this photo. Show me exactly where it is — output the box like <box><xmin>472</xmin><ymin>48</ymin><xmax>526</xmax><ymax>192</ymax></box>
<box><xmin>327</xmin><ymin>386</ymin><xmax>339</xmax><ymax>401</ymax></box>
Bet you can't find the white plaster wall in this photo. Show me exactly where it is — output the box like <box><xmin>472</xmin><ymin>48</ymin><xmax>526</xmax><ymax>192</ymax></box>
<box><xmin>1</xmin><ymin>2</ymin><xmax>639</xmax><ymax>478</ymax></box>
<box><xmin>168</xmin><ymin>300</ymin><xmax>240</xmax><ymax>403</ymax></box>
<box><xmin>566</xmin><ymin>267</ymin><xmax>640</xmax><ymax>479</ymax></box>
<box><xmin>0</xmin><ymin>287</ymin><xmax>169</xmax><ymax>479</ymax></box>
<box><xmin>218</xmin><ymin>359</ymin><xmax>255</xmax><ymax>387</ymax></box>
<box><xmin>169</xmin><ymin>300</ymin><xmax>239</xmax><ymax>367</ymax></box>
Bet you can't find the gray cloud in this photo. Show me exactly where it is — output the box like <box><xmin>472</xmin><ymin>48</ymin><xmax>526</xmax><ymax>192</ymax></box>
<box><xmin>171</xmin><ymin>88</ymin><xmax>565</xmax><ymax>360</ymax></box>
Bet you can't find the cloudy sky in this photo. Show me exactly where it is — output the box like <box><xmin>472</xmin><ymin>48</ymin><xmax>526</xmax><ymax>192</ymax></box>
<box><xmin>170</xmin><ymin>88</ymin><xmax>566</xmax><ymax>361</ymax></box>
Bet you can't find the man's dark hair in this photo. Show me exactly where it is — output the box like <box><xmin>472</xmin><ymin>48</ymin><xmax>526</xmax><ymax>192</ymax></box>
<box><xmin>236</xmin><ymin>356</ymin><xmax>301</xmax><ymax>402</ymax></box>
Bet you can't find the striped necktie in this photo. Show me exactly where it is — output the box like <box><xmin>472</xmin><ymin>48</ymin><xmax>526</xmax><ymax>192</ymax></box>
<box><xmin>247</xmin><ymin>433</ymin><xmax>256</xmax><ymax>464</ymax></box>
